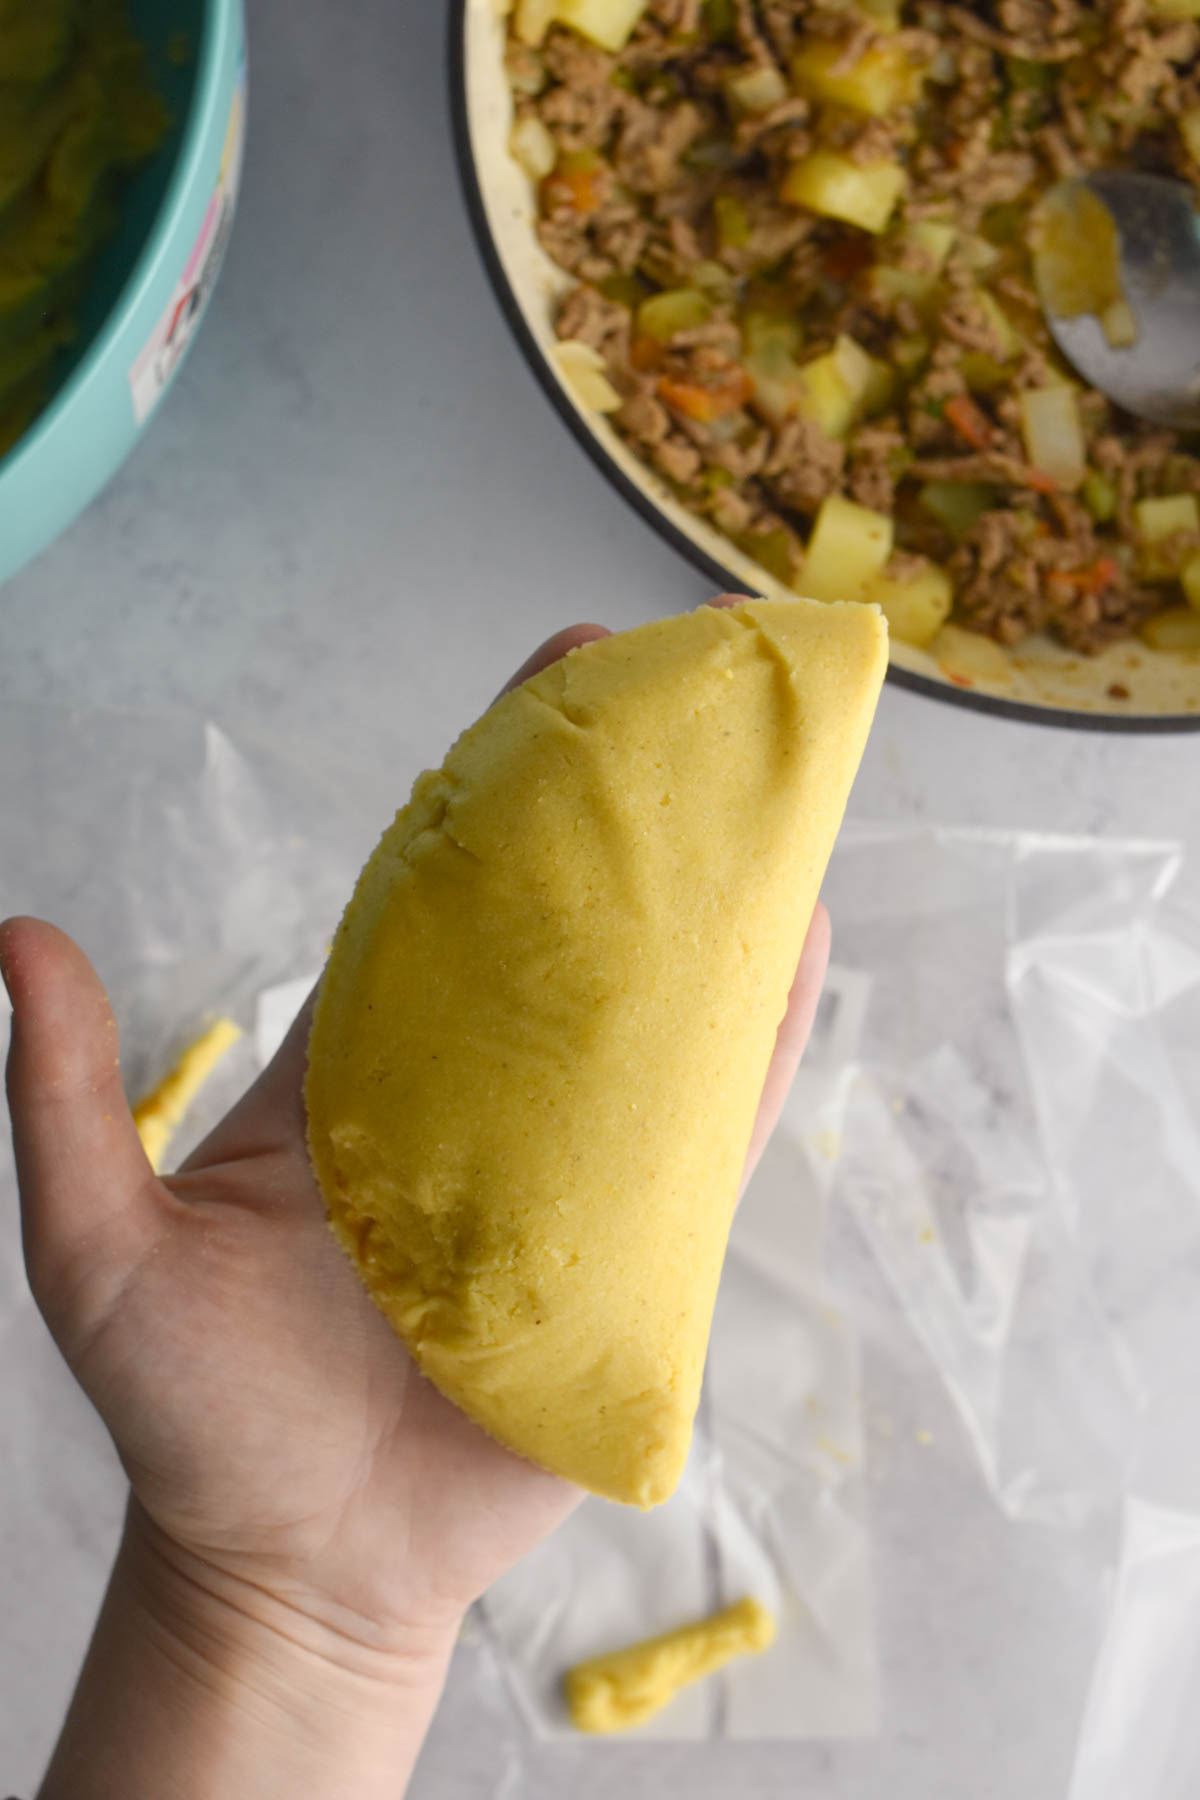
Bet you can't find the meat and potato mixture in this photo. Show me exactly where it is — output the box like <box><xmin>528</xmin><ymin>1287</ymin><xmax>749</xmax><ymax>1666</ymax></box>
<box><xmin>504</xmin><ymin>0</ymin><xmax>1200</xmax><ymax>659</ymax></box>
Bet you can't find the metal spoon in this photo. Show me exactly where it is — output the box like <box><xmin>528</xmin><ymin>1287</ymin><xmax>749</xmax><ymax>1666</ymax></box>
<box><xmin>1034</xmin><ymin>171</ymin><xmax>1200</xmax><ymax>431</ymax></box>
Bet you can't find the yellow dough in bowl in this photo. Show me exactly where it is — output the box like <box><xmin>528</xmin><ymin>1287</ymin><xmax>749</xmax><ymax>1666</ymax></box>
<box><xmin>305</xmin><ymin>598</ymin><xmax>887</xmax><ymax>1506</ymax></box>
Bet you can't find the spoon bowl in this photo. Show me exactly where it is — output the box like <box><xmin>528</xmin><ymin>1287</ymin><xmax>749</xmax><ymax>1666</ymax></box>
<box><xmin>1036</xmin><ymin>172</ymin><xmax>1200</xmax><ymax>430</ymax></box>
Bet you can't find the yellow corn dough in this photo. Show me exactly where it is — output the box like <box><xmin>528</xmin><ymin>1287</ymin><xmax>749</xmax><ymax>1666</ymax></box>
<box><xmin>565</xmin><ymin>1596</ymin><xmax>777</xmax><ymax>1733</ymax></box>
<box><xmin>305</xmin><ymin>598</ymin><xmax>887</xmax><ymax>1506</ymax></box>
<box><xmin>133</xmin><ymin>1017</ymin><xmax>242</xmax><ymax>1173</ymax></box>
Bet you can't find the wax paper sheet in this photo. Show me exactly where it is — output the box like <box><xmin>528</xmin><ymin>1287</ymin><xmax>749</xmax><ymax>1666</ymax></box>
<box><xmin>3</xmin><ymin>703</ymin><xmax>1200</xmax><ymax>1795</ymax></box>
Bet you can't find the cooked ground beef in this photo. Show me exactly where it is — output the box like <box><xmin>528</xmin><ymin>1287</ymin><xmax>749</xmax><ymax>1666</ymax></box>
<box><xmin>507</xmin><ymin>0</ymin><xmax>1200</xmax><ymax>654</ymax></box>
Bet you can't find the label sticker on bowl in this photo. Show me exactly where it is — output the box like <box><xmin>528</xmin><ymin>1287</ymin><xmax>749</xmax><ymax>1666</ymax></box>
<box><xmin>129</xmin><ymin>62</ymin><xmax>247</xmax><ymax>426</ymax></box>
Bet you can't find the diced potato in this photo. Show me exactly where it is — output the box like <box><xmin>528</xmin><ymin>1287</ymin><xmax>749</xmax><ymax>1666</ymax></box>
<box><xmin>1033</xmin><ymin>182</ymin><xmax>1125</xmax><ymax>325</ymax></box>
<box><xmin>791</xmin><ymin>36</ymin><xmax>923</xmax><ymax>116</ymax></box>
<box><xmin>1100</xmin><ymin>299</ymin><xmax>1138</xmax><ymax>349</ymax></box>
<box><xmin>833</xmin><ymin>332</ymin><xmax>874</xmax><ymax>392</ymax></box>
<box><xmin>1135</xmin><ymin>493</ymin><xmax>1200</xmax><ymax>541</ymax></box>
<box><xmin>514</xmin><ymin>0</ymin><xmax>558</xmax><ymax>42</ymax></box>
<box><xmin>725</xmin><ymin>63</ymin><xmax>789</xmax><ymax>115</ymax></box>
<box><xmin>794</xmin><ymin>335</ymin><xmax>874</xmax><ymax>439</ymax></box>
<box><xmin>1139</xmin><ymin>605</ymin><xmax>1200</xmax><ymax>651</ymax></box>
<box><xmin>869</xmin><ymin>223</ymin><xmax>954</xmax><ymax>307</ymax></box>
<box><xmin>930</xmin><ymin>623</ymin><xmax>1014</xmax><ymax>689</ymax></box>
<box><xmin>1136</xmin><ymin>492</ymin><xmax>1200</xmax><ymax>578</ymax></box>
<box><xmin>637</xmin><ymin>288</ymin><xmax>713</xmax><ymax>342</ymax></box>
<box><xmin>861</xmin><ymin>354</ymin><xmax>896</xmax><ymax>416</ymax></box>
<box><xmin>1182</xmin><ymin>551</ymin><xmax>1200</xmax><ymax>611</ymax></box>
<box><xmin>870</xmin><ymin>264</ymin><xmax>940</xmax><ymax>308</ymax></box>
<box><xmin>801</xmin><ymin>494</ymin><xmax>894</xmax><ymax>602</ymax></box>
<box><xmin>745</xmin><ymin>331</ymin><xmax>872</xmax><ymax>433</ymax></box>
<box><xmin>556</xmin><ymin>0</ymin><xmax>648</xmax><ymax>50</ymax></box>
<box><xmin>1019</xmin><ymin>386</ymin><xmax>1086</xmax><ymax>490</ymax></box>
<box><xmin>509</xmin><ymin>115</ymin><xmax>558</xmax><ymax>181</ymax></box>
<box><xmin>781</xmin><ymin>151</ymin><xmax>907</xmax><ymax>234</ymax></box>
<box><xmin>975</xmin><ymin>290</ymin><xmax>1019</xmax><ymax>359</ymax></box>
<box><xmin>1179</xmin><ymin>107</ymin><xmax>1200</xmax><ymax>162</ymax></box>
<box><xmin>864</xmin><ymin>563</ymin><xmax>953</xmax><ymax>647</ymax></box>
<box><xmin>910</xmin><ymin>219</ymin><xmax>956</xmax><ymax>268</ymax></box>
<box><xmin>555</xmin><ymin>339</ymin><xmax>622</xmax><ymax>412</ymax></box>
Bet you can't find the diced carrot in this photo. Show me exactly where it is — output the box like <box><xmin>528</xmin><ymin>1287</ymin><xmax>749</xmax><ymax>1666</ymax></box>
<box><xmin>822</xmin><ymin>235</ymin><xmax>874</xmax><ymax>283</ymax></box>
<box><xmin>1048</xmin><ymin>556</ymin><xmax>1119</xmax><ymax>601</ymax></box>
<box><xmin>541</xmin><ymin>165</ymin><xmax>604</xmax><ymax>215</ymax></box>
<box><xmin>944</xmin><ymin>393</ymin><xmax>994</xmax><ymax>451</ymax></box>
<box><xmin>657</xmin><ymin>367</ymin><xmax>754</xmax><ymax>422</ymax></box>
<box><xmin>1025</xmin><ymin>467</ymin><xmax>1059</xmax><ymax>495</ymax></box>
<box><xmin>630</xmin><ymin>333</ymin><xmax>663</xmax><ymax>372</ymax></box>
<box><xmin>1084</xmin><ymin>555</ymin><xmax>1120</xmax><ymax>593</ymax></box>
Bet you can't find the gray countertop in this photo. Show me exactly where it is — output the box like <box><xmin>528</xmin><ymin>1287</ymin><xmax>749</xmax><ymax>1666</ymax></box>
<box><xmin>3</xmin><ymin>3</ymin><xmax>1197</xmax><ymax>1795</ymax></box>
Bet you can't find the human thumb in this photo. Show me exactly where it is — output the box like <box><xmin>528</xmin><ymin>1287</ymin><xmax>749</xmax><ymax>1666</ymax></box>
<box><xmin>1</xmin><ymin>917</ymin><xmax>161</xmax><ymax>1347</ymax></box>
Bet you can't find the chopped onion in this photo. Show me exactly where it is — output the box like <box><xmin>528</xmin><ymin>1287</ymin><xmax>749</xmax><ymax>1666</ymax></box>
<box><xmin>726</xmin><ymin>63</ymin><xmax>788</xmax><ymax>114</ymax></box>
<box><xmin>509</xmin><ymin>115</ymin><xmax>557</xmax><ymax>181</ymax></box>
<box><xmin>708</xmin><ymin>409</ymin><xmax>750</xmax><ymax>442</ymax></box>
<box><xmin>1019</xmin><ymin>385</ymin><xmax>1086</xmax><ymax>490</ymax></box>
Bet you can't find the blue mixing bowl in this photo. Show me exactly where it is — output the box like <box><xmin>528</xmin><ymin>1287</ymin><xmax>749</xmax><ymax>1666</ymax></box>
<box><xmin>0</xmin><ymin>0</ymin><xmax>246</xmax><ymax>586</ymax></box>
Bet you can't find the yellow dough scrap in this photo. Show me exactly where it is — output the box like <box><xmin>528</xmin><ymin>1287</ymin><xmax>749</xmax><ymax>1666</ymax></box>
<box><xmin>305</xmin><ymin>598</ymin><xmax>887</xmax><ymax>1506</ymax></box>
<box><xmin>565</xmin><ymin>1597</ymin><xmax>777</xmax><ymax>1733</ymax></box>
<box><xmin>133</xmin><ymin>1018</ymin><xmax>242</xmax><ymax>1172</ymax></box>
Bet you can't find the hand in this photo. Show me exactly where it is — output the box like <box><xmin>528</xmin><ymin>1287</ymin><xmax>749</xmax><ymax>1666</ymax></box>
<box><xmin>3</xmin><ymin>618</ymin><xmax>831</xmax><ymax>1799</ymax></box>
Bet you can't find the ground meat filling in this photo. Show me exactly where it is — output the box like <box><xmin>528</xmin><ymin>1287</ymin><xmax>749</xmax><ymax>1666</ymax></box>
<box><xmin>508</xmin><ymin>0</ymin><xmax>1200</xmax><ymax>653</ymax></box>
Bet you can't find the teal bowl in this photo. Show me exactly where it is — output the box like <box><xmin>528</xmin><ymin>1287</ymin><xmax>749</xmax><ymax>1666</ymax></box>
<box><xmin>0</xmin><ymin>0</ymin><xmax>246</xmax><ymax>586</ymax></box>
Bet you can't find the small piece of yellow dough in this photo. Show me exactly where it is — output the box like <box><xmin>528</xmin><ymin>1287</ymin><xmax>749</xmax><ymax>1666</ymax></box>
<box><xmin>133</xmin><ymin>1018</ymin><xmax>243</xmax><ymax>1172</ymax></box>
<box><xmin>565</xmin><ymin>1597</ymin><xmax>777</xmax><ymax>1733</ymax></box>
<box><xmin>306</xmin><ymin>598</ymin><xmax>887</xmax><ymax>1506</ymax></box>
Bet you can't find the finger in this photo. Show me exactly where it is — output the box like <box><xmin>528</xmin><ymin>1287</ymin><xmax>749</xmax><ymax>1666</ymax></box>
<box><xmin>741</xmin><ymin>903</ymin><xmax>832</xmax><ymax>1194</ymax></box>
<box><xmin>188</xmin><ymin>626</ymin><xmax>616</xmax><ymax>1178</ymax></box>
<box><xmin>706</xmin><ymin>593</ymin><xmax>757</xmax><ymax>610</ymax></box>
<box><xmin>0</xmin><ymin>916</ymin><xmax>162</xmax><ymax>1321</ymax></box>
<box><xmin>495</xmin><ymin>622</ymin><xmax>611</xmax><ymax>704</ymax></box>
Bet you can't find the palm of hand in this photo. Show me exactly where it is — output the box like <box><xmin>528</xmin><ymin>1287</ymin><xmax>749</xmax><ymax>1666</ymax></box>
<box><xmin>4</xmin><ymin>618</ymin><xmax>830</xmax><ymax>1657</ymax></box>
<box><xmin>42</xmin><ymin>997</ymin><xmax>580</xmax><ymax>1646</ymax></box>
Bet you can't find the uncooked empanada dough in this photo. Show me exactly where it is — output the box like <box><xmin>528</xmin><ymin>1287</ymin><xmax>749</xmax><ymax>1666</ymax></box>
<box><xmin>305</xmin><ymin>598</ymin><xmax>886</xmax><ymax>1505</ymax></box>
